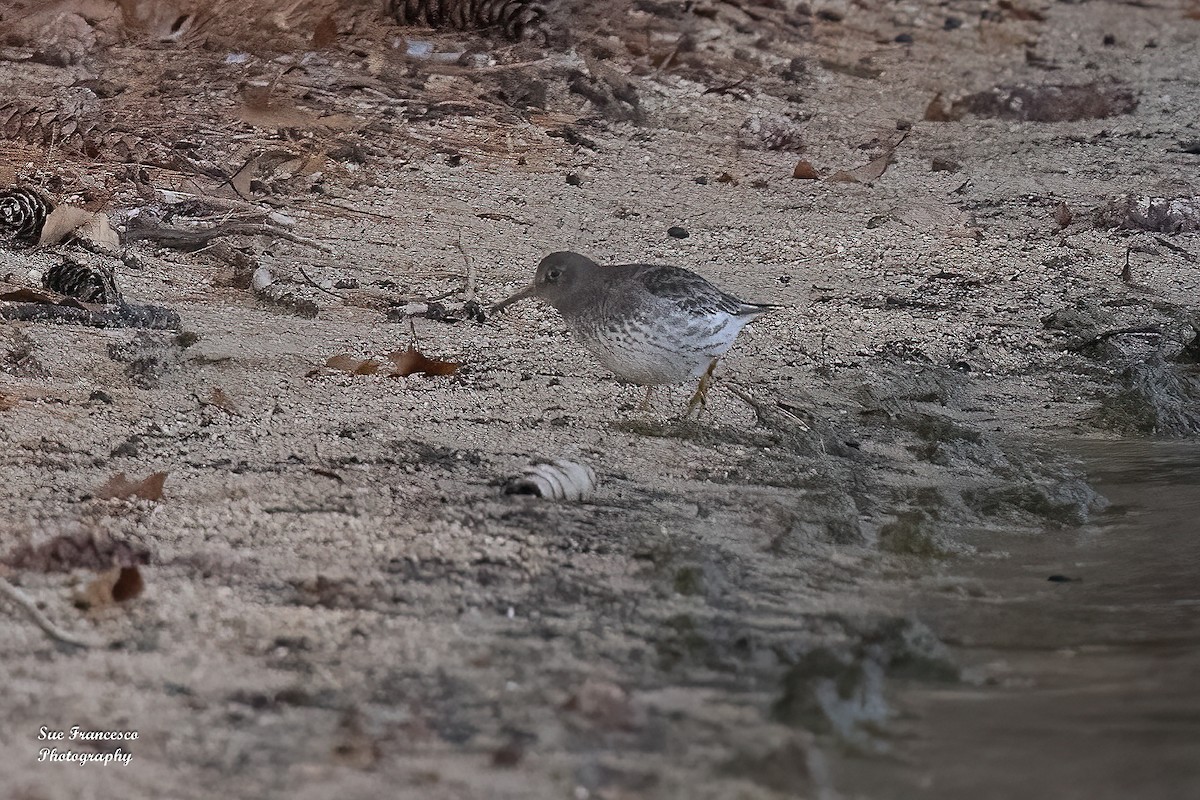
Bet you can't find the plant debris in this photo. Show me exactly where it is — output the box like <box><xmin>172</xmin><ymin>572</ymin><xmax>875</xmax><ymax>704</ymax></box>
<box><xmin>387</xmin><ymin>347</ymin><xmax>461</xmax><ymax>377</ymax></box>
<box><xmin>1095</xmin><ymin>195</ymin><xmax>1200</xmax><ymax>233</ymax></box>
<box><xmin>946</xmin><ymin>83</ymin><xmax>1138</xmax><ymax>122</ymax></box>
<box><xmin>96</xmin><ymin>471</ymin><xmax>169</xmax><ymax>501</ymax></box>
<box><xmin>77</xmin><ymin>565</ymin><xmax>145</xmax><ymax>608</ymax></box>
<box><xmin>321</xmin><ymin>348</ymin><xmax>461</xmax><ymax>378</ymax></box>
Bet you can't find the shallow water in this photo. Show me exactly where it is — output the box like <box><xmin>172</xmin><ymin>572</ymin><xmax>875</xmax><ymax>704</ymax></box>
<box><xmin>834</xmin><ymin>441</ymin><xmax>1200</xmax><ymax>800</ymax></box>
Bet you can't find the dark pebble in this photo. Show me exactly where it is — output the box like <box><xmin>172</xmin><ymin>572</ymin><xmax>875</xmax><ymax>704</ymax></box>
<box><xmin>1102</xmin><ymin>34</ymin><xmax>1116</xmax><ymax>46</ymax></box>
<box><xmin>1047</xmin><ymin>574</ymin><xmax>1079</xmax><ymax>583</ymax></box>
<box><xmin>944</xmin><ymin>17</ymin><xmax>962</xmax><ymax>30</ymax></box>
<box><xmin>445</xmin><ymin>153</ymin><xmax>463</xmax><ymax>167</ymax></box>
<box><xmin>779</xmin><ymin>275</ymin><xmax>792</xmax><ymax>285</ymax></box>
<box><xmin>694</xmin><ymin>176</ymin><xmax>708</xmax><ymax>185</ymax></box>
<box><xmin>667</xmin><ymin>226</ymin><xmax>690</xmax><ymax>239</ymax></box>
<box><xmin>895</xmin><ymin>33</ymin><xmax>913</xmax><ymax>44</ymax></box>
<box><xmin>1178</xmin><ymin>139</ymin><xmax>1200</xmax><ymax>154</ymax></box>
<box><xmin>565</xmin><ymin>173</ymin><xmax>582</xmax><ymax>186</ymax></box>
<box><xmin>816</xmin><ymin>9</ymin><xmax>844</xmax><ymax>22</ymax></box>
<box><xmin>89</xmin><ymin>390</ymin><xmax>114</xmax><ymax>404</ymax></box>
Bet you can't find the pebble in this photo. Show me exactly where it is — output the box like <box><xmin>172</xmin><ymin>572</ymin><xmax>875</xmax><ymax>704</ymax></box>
<box><xmin>667</xmin><ymin>226</ymin><xmax>689</xmax><ymax>239</ymax></box>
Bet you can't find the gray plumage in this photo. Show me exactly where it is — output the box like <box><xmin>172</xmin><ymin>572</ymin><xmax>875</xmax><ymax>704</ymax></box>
<box><xmin>494</xmin><ymin>251</ymin><xmax>775</xmax><ymax>387</ymax></box>
<box><xmin>386</xmin><ymin>0</ymin><xmax>547</xmax><ymax>40</ymax></box>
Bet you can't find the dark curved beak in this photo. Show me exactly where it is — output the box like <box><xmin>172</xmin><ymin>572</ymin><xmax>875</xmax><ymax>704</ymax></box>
<box><xmin>490</xmin><ymin>284</ymin><xmax>537</xmax><ymax>315</ymax></box>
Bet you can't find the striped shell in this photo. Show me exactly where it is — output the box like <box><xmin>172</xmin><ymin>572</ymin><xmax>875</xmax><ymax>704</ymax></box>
<box><xmin>0</xmin><ymin>187</ymin><xmax>54</xmax><ymax>244</ymax></box>
<box><xmin>505</xmin><ymin>459</ymin><xmax>597</xmax><ymax>501</ymax></box>
<box><xmin>386</xmin><ymin>0</ymin><xmax>548</xmax><ymax>40</ymax></box>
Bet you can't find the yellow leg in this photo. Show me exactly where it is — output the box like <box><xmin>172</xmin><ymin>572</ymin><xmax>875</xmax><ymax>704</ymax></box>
<box><xmin>684</xmin><ymin>359</ymin><xmax>719</xmax><ymax>418</ymax></box>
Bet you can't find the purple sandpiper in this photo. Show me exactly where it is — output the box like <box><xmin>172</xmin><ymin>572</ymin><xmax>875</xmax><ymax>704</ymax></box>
<box><xmin>493</xmin><ymin>251</ymin><xmax>775</xmax><ymax>413</ymax></box>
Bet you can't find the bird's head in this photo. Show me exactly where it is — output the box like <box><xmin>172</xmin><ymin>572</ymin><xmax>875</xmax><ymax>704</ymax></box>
<box><xmin>492</xmin><ymin>251</ymin><xmax>599</xmax><ymax>314</ymax></box>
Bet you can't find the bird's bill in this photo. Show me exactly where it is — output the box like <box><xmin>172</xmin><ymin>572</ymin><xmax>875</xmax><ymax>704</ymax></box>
<box><xmin>490</xmin><ymin>284</ymin><xmax>537</xmax><ymax>314</ymax></box>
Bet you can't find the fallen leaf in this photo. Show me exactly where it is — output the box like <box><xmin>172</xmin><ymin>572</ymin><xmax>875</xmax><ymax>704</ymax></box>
<box><xmin>312</xmin><ymin>14</ymin><xmax>338</xmax><ymax>48</ymax></box>
<box><xmin>37</xmin><ymin>205</ymin><xmax>117</xmax><ymax>249</ymax></box>
<box><xmin>96</xmin><ymin>471</ymin><xmax>168</xmax><ymax>501</ymax></box>
<box><xmin>77</xmin><ymin>565</ymin><xmax>144</xmax><ymax>609</ymax></box>
<box><xmin>792</xmin><ymin>160</ymin><xmax>819</xmax><ymax>179</ymax></box>
<box><xmin>828</xmin><ymin>152</ymin><xmax>892</xmax><ymax>183</ymax></box>
<box><xmin>1054</xmin><ymin>201</ymin><xmax>1073</xmax><ymax>228</ymax></box>
<box><xmin>386</xmin><ymin>347</ymin><xmax>461</xmax><ymax>378</ymax></box>
<box><xmin>74</xmin><ymin>212</ymin><xmax>119</xmax><ymax>250</ymax></box>
<box><xmin>924</xmin><ymin>92</ymin><xmax>956</xmax><ymax>122</ymax></box>
<box><xmin>0</xmin><ymin>287</ymin><xmax>89</xmax><ymax>309</ymax></box>
<box><xmin>207</xmin><ymin>387</ymin><xmax>239</xmax><ymax>415</ymax></box>
<box><xmin>829</xmin><ymin>130</ymin><xmax>908</xmax><ymax>184</ymax></box>
<box><xmin>111</xmin><ymin>565</ymin><xmax>144</xmax><ymax>601</ymax></box>
<box><xmin>326</xmin><ymin>354</ymin><xmax>384</xmax><ymax>375</ymax></box>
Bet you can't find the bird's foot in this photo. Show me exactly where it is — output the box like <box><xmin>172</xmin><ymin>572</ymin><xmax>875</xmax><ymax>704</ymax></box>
<box><xmin>684</xmin><ymin>360</ymin><xmax>719</xmax><ymax>419</ymax></box>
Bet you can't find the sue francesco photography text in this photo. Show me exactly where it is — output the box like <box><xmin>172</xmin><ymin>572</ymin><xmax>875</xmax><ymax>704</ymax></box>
<box><xmin>37</xmin><ymin>726</ymin><xmax>137</xmax><ymax>766</ymax></box>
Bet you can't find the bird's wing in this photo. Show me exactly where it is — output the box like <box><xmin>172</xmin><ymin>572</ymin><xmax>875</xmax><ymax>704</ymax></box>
<box><xmin>628</xmin><ymin>264</ymin><xmax>748</xmax><ymax>316</ymax></box>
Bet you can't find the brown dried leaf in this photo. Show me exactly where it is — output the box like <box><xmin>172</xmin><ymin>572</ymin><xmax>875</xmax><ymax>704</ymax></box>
<box><xmin>325</xmin><ymin>354</ymin><xmax>383</xmax><ymax>375</ymax></box>
<box><xmin>828</xmin><ymin>152</ymin><xmax>892</xmax><ymax>184</ymax></box>
<box><xmin>386</xmin><ymin>347</ymin><xmax>461</xmax><ymax>378</ymax></box>
<box><xmin>312</xmin><ymin>14</ymin><xmax>338</xmax><ymax>49</ymax></box>
<box><xmin>0</xmin><ymin>288</ymin><xmax>89</xmax><ymax>310</ymax></box>
<box><xmin>77</xmin><ymin>565</ymin><xmax>143</xmax><ymax>608</ymax></box>
<box><xmin>924</xmin><ymin>92</ymin><xmax>956</xmax><ymax>122</ymax></box>
<box><xmin>111</xmin><ymin>565</ymin><xmax>144</xmax><ymax>601</ymax></box>
<box><xmin>75</xmin><ymin>212</ymin><xmax>120</xmax><ymax>250</ymax></box>
<box><xmin>37</xmin><ymin>205</ymin><xmax>93</xmax><ymax>245</ymax></box>
<box><xmin>208</xmin><ymin>387</ymin><xmax>239</xmax><ymax>415</ymax></box>
<box><xmin>792</xmin><ymin>160</ymin><xmax>819</xmax><ymax>179</ymax></box>
<box><xmin>1054</xmin><ymin>201</ymin><xmax>1073</xmax><ymax>228</ymax></box>
<box><xmin>96</xmin><ymin>471</ymin><xmax>168</xmax><ymax>501</ymax></box>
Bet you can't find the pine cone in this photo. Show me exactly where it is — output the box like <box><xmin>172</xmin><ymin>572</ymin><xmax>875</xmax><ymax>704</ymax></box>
<box><xmin>386</xmin><ymin>0</ymin><xmax>548</xmax><ymax>40</ymax></box>
<box><xmin>0</xmin><ymin>187</ymin><xmax>55</xmax><ymax>244</ymax></box>
<box><xmin>42</xmin><ymin>259</ymin><xmax>122</xmax><ymax>305</ymax></box>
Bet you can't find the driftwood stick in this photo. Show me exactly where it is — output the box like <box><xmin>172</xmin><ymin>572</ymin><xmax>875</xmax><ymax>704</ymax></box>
<box><xmin>0</xmin><ymin>576</ymin><xmax>102</xmax><ymax>648</ymax></box>
<box><xmin>125</xmin><ymin>218</ymin><xmax>333</xmax><ymax>253</ymax></box>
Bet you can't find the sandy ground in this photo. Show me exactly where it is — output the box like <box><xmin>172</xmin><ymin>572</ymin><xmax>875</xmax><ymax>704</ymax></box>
<box><xmin>1</xmin><ymin>1</ymin><xmax>1198</xmax><ymax>798</ymax></box>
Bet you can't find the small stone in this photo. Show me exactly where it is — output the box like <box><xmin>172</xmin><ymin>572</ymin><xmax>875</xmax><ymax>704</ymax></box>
<box><xmin>89</xmin><ymin>390</ymin><xmax>114</xmax><ymax>404</ymax></box>
<box><xmin>895</xmin><ymin>33</ymin><xmax>914</xmax><ymax>44</ymax></box>
<box><xmin>565</xmin><ymin>173</ymin><xmax>582</xmax><ymax>186</ymax></box>
<box><xmin>1102</xmin><ymin>34</ymin><xmax>1116</xmax><ymax>46</ymax></box>
<box><xmin>694</xmin><ymin>176</ymin><xmax>708</xmax><ymax>185</ymax></box>
<box><xmin>667</xmin><ymin>226</ymin><xmax>689</xmax><ymax>239</ymax></box>
<box><xmin>931</xmin><ymin>157</ymin><xmax>961</xmax><ymax>172</ymax></box>
<box><xmin>944</xmin><ymin>17</ymin><xmax>962</xmax><ymax>30</ymax></box>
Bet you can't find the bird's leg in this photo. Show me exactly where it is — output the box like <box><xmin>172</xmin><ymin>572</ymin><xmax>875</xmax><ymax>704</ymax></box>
<box><xmin>638</xmin><ymin>385</ymin><xmax>656</xmax><ymax>411</ymax></box>
<box><xmin>685</xmin><ymin>359</ymin><xmax>720</xmax><ymax>418</ymax></box>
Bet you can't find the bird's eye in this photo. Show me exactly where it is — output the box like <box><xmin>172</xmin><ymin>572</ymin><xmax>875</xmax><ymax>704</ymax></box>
<box><xmin>546</xmin><ymin>268</ymin><xmax>562</xmax><ymax>282</ymax></box>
